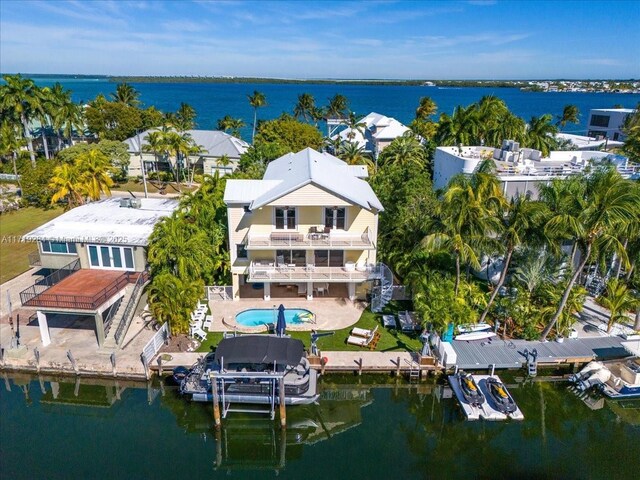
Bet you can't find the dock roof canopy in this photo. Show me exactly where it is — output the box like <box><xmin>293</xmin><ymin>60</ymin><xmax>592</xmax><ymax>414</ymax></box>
<box><xmin>23</xmin><ymin>197</ymin><xmax>179</xmax><ymax>246</ymax></box>
<box><xmin>223</xmin><ymin>148</ymin><xmax>383</xmax><ymax>212</ymax></box>
<box><xmin>214</xmin><ymin>335</ymin><xmax>304</xmax><ymax>367</ymax></box>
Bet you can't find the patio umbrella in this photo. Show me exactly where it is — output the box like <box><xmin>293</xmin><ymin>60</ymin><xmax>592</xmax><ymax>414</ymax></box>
<box><xmin>276</xmin><ymin>304</ymin><xmax>286</xmax><ymax>337</ymax></box>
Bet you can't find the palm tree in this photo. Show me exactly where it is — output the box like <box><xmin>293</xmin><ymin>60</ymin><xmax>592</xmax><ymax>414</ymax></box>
<box><xmin>0</xmin><ymin>74</ymin><xmax>42</xmax><ymax>166</ymax></box>
<box><xmin>110</xmin><ymin>83</ymin><xmax>140</xmax><ymax>107</ymax></box>
<box><xmin>293</xmin><ymin>93</ymin><xmax>316</xmax><ymax>123</ymax></box>
<box><xmin>556</xmin><ymin>104</ymin><xmax>580</xmax><ymax>129</ymax></box>
<box><xmin>525</xmin><ymin>114</ymin><xmax>558</xmax><ymax>156</ymax></box>
<box><xmin>378</xmin><ymin>134</ymin><xmax>426</xmax><ymax>168</ymax></box>
<box><xmin>0</xmin><ymin>121</ymin><xmax>25</xmax><ymax>183</ymax></box>
<box><xmin>217</xmin><ymin>115</ymin><xmax>245</xmax><ymax>138</ymax></box>
<box><xmin>337</xmin><ymin>142</ymin><xmax>372</xmax><ymax>168</ymax></box>
<box><xmin>478</xmin><ymin>194</ymin><xmax>547</xmax><ymax>323</ymax></box>
<box><xmin>422</xmin><ymin>174</ymin><xmax>503</xmax><ymax>296</ymax></box>
<box><xmin>598</xmin><ymin>279</ymin><xmax>639</xmax><ymax>333</ymax></box>
<box><xmin>326</xmin><ymin>94</ymin><xmax>349</xmax><ymax>120</ymax></box>
<box><xmin>415</xmin><ymin>96</ymin><xmax>437</xmax><ymax>121</ymax></box>
<box><xmin>435</xmin><ymin>105</ymin><xmax>480</xmax><ymax>151</ymax></box>
<box><xmin>173</xmin><ymin>102</ymin><xmax>197</xmax><ymax>131</ymax></box>
<box><xmin>540</xmin><ymin>169</ymin><xmax>640</xmax><ymax>340</ymax></box>
<box><xmin>147</xmin><ymin>214</ymin><xmax>214</xmax><ymax>280</ymax></box>
<box><xmin>76</xmin><ymin>149</ymin><xmax>114</xmax><ymax>200</ymax></box>
<box><xmin>49</xmin><ymin>163</ymin><xmax>85</xmax><ymax>208</ymax></box>
<box><xmin>147</xmin><ymin>272</ymin><xmax>203</xmax><ymax>335</ymax></box>
<box><xmin>247</xmin><ymin>90</ymin><xmax>267</xmax><ymax>144</ymax></box>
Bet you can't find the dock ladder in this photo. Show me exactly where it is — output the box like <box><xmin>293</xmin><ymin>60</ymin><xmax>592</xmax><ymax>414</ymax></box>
<box><xmin>406</xmin><ymin>359</ymin><xmax>420</xmax><ymax>383</ymax></box>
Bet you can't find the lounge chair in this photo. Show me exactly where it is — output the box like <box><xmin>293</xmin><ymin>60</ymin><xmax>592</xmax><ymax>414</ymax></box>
<box><xmin>347</xmin><ymin>327</ymin><xmax>381</xmax><ymax>350</ymax></box>
<box><xmin>297</xmin><ymin>283</ymin><xmax>307</xmax><ymax>297</ymax></box>
<box><xmin>382</xmin><ymin>315</ymin><xmax>397</xmax><ymax>329</ymax></box>
<box><xmin>190</xmin><ymin>324</ymin><xmax>207</xmax><ymax>341</ymax></box>
<box><xmin>351</xmin><ymin>325</ymin><xmax>378</xmax><ymax>338</ymax></box>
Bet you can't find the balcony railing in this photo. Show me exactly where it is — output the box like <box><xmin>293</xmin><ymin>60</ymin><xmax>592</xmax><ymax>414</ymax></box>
<box><xmin>248</xmin><ymin>261</ymin><xmax>379</xmax><ymax>282</ymax></box>
<box><xmin>20</xmin><ymin>268</ymin><xmax>140</xmax><ymax>311</ymax></box>
<box><xmin>493</xmin><ymin>161</ymin><xmax>640</xmax><ymax>179</ymax></box>
<box><xmin>245</xmin><ymin>227</ymin><xmax>375</xmax><ymax>249</ymax></box>
<box><xmin>28</xmin><ymin>250</ymin><xmax>41</xmax><ymax>267</ymax></box>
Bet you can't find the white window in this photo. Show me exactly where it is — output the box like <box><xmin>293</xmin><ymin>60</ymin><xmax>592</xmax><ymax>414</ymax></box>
<box><xmin>87</xmin><ymin>245</ymin><xmax>135</xmax><ymax>270</ymax></box>
<box><xmin>41</xmin><ymin>241</ymin><xmax>77</xmax><ymax>255</ymax></box>
<box><xmin>324</xmin><ymin>207</ymin><xmax>346</xmax><ymax>230</ymax></box>
<box><xmin>274</xmin><ymin>207</ymin><xmax>297</xmax><ymax>230</ymax></box>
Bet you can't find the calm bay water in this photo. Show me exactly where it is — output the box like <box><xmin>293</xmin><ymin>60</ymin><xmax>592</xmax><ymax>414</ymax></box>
<box><xmin>28</xmin><ymin>77</ymin><xmax>639</xmax><ymax>140</ymax></box>
<box><xmin>1</xmin><ymin>372</ymin><xmax>638</xmax><ymax>479</ymax></box>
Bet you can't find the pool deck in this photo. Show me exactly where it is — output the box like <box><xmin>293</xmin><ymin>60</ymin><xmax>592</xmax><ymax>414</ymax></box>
<box><xmin>207</xmin><ymin>297</ymin><xmax>365</xmax><ymax>333</ymax></box>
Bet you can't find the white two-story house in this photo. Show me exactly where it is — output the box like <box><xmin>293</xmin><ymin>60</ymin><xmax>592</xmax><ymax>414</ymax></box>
<box><xmin>223</xmin><ymin>148</ymin><xmax>384</xmax><ymax>302</ymax></box>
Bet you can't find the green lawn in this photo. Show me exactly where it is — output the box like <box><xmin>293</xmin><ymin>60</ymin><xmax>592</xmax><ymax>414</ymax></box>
<box><xmin>0</xmin><ymin>207</ymin><xmax>64</xmax><ymax>283</ymax></box>
<box><xmin>196</xmin><ymin>301</ymin><xmax>423</xmax><ymax>353</ymax></box>
<box><xmin>112</xmin><ymin>180</ymin><xmax>198</xmax><ymax>195</ymax></box>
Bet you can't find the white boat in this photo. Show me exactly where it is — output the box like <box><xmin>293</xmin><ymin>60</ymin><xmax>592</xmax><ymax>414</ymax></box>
<box><xmin>570</xmin><ymin>359</ymin><xmax>640</xmax><ymax>399</ymax></box>
<box><xmin>457</xmin><ymin>323</ymin><xmax>493</xmax><ymax>334</ymax></box>
<box><xmin>455</xmin><ymin>331</ymin><xmax>497</xmax><ymax>341</ymax></box>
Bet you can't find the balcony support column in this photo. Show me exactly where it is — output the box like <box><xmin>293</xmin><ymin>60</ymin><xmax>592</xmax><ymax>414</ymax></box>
<box><xmin>36</xmin><ymin>311</ymin><xmax>51</xmax><ymax>347</ymax></box>
<box><xmin>94</xmin><ymin>311</ymin><xmax>106</xmax><ymax>347</ymax></box>
<box><xmin>232</xmin><ymin>274</ymin><xmax>240</xmax><ymax>301</ymax></box>
<box><xmin>348</xmin><ymin>282</ymin><xmax>356</xmax><ymax>302</ymax></box>
<box><xmin>263</xmin><ymin>283</ymin><xmax>271</xmax><ymax>302</ymax></box>
<box><xmin>306</xmin><ymin>282</ymin><xmax>313</xmax><ymax>301</ymax></box>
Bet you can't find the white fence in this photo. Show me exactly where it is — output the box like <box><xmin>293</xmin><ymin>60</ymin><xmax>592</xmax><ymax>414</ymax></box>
<box><xmin>141</xmin><ymin>323</ymin><xmax>169</xmax><ymax>366</ymax></box>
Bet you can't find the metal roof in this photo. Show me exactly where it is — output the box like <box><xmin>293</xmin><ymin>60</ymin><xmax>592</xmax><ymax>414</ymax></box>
<box><xmin>23</xmin><ymin>197</ymin><xmax>179</xmax><ymax>246</ymax></box>
<box><xmin>224</xmin><ymin>148</ymin><xmax>383</xmax><ymax>212</ymax></box>
<box><xmin>124</xmin><ymin>129</ymin><xmax>249</xmax><ymax>158</ymax></box>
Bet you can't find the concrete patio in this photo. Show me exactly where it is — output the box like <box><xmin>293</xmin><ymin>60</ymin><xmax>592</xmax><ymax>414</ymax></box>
<box><xmin>207</xmin><ymin>296</ymin><xmax>366</xmax><ymax>332</ymax></box>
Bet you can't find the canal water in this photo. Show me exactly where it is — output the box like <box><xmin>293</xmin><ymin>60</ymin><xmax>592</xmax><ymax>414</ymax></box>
<box><xmin>1</xmin><ymin>372</ymin><xmax>638</xmax><ymax>479</ymax></box>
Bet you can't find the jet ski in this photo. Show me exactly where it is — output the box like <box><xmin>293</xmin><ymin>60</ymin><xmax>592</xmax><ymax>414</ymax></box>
<box><xmin>485</xmin><ymin>377</ymin><xmax>517</xmax><ymax>414</ymax></box>
<box><xmin>455</xmin><ymin>372</ymin><xmax>485</xmax><ymax>407</ymax></box>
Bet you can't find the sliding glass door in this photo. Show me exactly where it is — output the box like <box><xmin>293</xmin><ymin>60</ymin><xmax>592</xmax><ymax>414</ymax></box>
<box><xmin>314</xmin><ymin>250</ymin><xmax>344</xmax><ymax>267</ymax></box>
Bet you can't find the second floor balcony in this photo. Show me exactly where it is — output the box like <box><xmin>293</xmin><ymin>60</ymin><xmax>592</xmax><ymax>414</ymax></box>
<box><xmin>245</xmin><ymin>226</ymin><xmax>375</xmax><ymax>250</ymax></box>
<box><xmin>247</xmin><ymin>260</ymin><xmax>382</xmax><ymax>283</ymax></box>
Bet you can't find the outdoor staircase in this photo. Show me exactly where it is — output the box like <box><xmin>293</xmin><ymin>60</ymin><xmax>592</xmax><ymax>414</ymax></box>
<box><xmin>103</xmin><ymin>270</ymin><xmax>149</xmax><ymax>349</ymax></box>
<box><xmin>585</xmin><ymin>271</ymin><xmax>609</xmax><ymax>297</ymax></box>
<box><xmin>371</xmin><ymin>263</ymin><xmax>393</xmax><ymax>313</ymax></box>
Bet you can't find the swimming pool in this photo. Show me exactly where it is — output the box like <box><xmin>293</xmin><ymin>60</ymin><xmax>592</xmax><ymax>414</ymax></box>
<box><xmin>235</xmin><ymin>308</ymin><xmax>313</xmax><ymax>327</ymax></box>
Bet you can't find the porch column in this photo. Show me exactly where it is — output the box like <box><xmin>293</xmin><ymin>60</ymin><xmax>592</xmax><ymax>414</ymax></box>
<box><xmin>347</xmin><ymin>282</ymin><xmax>356</xmax><ymax>302</ymax></box>
<box><xmin>94</xmin><ymin>311</ymin><xmax>106</xmax><ymax>347</ymax></box>
<box><xmin>306</xmin><ymin>282</ymin><xmax>313</xmax><ymax>301</ymax></box>
<box><xmin>264</xmin><ymin>283</ymin><xmax>271</xmax><ymax>301</ymax></box>
<box><xmin>232</xmin><ymin>274</ymin><xmax>240</xmax><ymax>301</ymax></box>
<box><xmin>36</xmin><ymin>310</ymin><xmax>51</xmax><ymax>347</ymax></box>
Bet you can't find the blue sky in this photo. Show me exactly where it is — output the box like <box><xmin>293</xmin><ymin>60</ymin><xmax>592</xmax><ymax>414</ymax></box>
<box><xmin>1</xmin><ymin>0</ymin><xmax>639</xmax><ymax>79</ymax></box>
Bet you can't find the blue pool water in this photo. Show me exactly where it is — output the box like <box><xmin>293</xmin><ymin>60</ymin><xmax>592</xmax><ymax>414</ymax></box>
<box><xmin>235</xmin><ymin>308</ymin><xmax>313</xmax><ymax>327</ymax></box>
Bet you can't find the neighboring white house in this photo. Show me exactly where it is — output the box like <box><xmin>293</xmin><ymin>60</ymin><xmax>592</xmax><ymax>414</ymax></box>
<box><xmin>223</xmin><ymin>148</ymin><xmax>384</xmax><ymax>302</ymax></box>
<box><xmin>124</xmin><ymin>129</ymin><xmax>249</xmax><ymax>177</ymax></box>
<box><xmin>586</xmin><ymin>108</ymin><xmax>634</xmax><ymax>141</ymax></box>
<box><xmin>555</xmin><ymin>133</ymin><xmax>624</xmax><ymax>151</ymax></box>
<box><xmin>433</xmin><ymin>139</ymin><xmax>640</xmax><ymax>199</ymax></box>
<box><xmin>20</xmin><ymin>197</ymin><xmax>179</xmax><ymax>348</ymax></box>
<box><xmin>330</xmin><ymin>112</ymin><xmax>411</xmax><ymax>158</ymax></box>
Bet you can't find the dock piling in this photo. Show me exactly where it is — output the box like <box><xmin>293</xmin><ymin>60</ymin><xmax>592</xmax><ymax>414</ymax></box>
<box><xmin>278</xmin><ymin>377</ymin><xmax>286</xmax><ymax>429</ymax></box>
<box><xmin>212</xmin><ymin>376</ymin><xmax>221</xmax><ymax>430</ymax></box>
<box><xmin>396</xmin><ymin>356</ymin><xmax>401</xmax><ymax>377</ymax></box>
<box><xmin>110</xmin><ymin>352</ymin><xmax>117</xmax><ymax>377</ymax></box>
<box><xmin>66</xmin><ymin>350</ymin><xmax>78</xmax><ymax>374</ymax></box>
<box><xmin>357</xmin><ymin>357</ymin><xmax>363</xmax><ymax>376</ymax></box>
<box><xmin>34</xmin><ymin>347</ymin><xmax>40</xmax><ymax>373</ymax></box>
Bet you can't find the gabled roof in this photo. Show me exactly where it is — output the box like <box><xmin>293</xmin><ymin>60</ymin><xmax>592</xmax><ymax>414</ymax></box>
<box><xmin>331</xmin><ymin>111</ymin><xmax>410</xmax><ymax>146</ymax></box>
<box><xmin>223</xmin><ymin>148</ymin><xmax>383</xmax><ymax>212</ymax></box>
<box><xmin>124</xmin><ymin>129</ymin><xmax>249</xmax><ymax>158</ymax></box>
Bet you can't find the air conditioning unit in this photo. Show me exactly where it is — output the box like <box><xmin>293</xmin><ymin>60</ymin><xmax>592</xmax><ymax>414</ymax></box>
<box><xmin>119</xmin><ymin>198</ymin><xmax>131</xmax><ymax>208</ymax></box>
<box><xmin>130</xmin><ymin>198</ymin><xmax>142</xmax><ymax>209</ymax></box>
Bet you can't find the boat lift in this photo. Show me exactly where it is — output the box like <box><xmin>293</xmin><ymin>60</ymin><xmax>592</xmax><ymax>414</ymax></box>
<box><xmin>210</xmin><ymin>358</ymin><xmax>289</xmax><ymax>429</ymax></box>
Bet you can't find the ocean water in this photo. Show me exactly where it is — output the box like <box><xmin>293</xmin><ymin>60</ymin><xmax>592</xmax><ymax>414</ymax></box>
<box><xmin>26</xmin><ymin>77</ymin><xmax>639</xmax><ymax>141</ymax></box>
<box><xmin>1</xmin><ymin>372</ymin><xmax>638</xmax><ymax>479</ymax></box>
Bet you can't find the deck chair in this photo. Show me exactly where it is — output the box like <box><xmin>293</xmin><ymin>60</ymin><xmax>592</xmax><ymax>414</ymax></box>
<box><xmin>351</xmin><ymin>325</ymin><xmax>378</xmax><ymax>338</ymax></box>
<box><xmin>276</xmin><ymin>255</ymin><xmax>291</xmax><ymax>271</ymax></box>
<box><xmin>347</xmin><ymin>334</ymin><xmax>373</xmax><ymax>347</ymax></box>
<box><xmin>190</xmin><ymin>324</ymin><xmax>207</xmax><ymax>341</ymax></box>
<box><xmin>203</xmin><ymin>315</ymin><xmax>213</xmax><ymax>331</ymax></box>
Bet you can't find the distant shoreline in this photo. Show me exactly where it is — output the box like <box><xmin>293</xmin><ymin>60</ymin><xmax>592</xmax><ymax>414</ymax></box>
<box><xmin>4</xmin><ymin>74</ymin><xmax>639</xmax><ymax>93</ymax></box>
